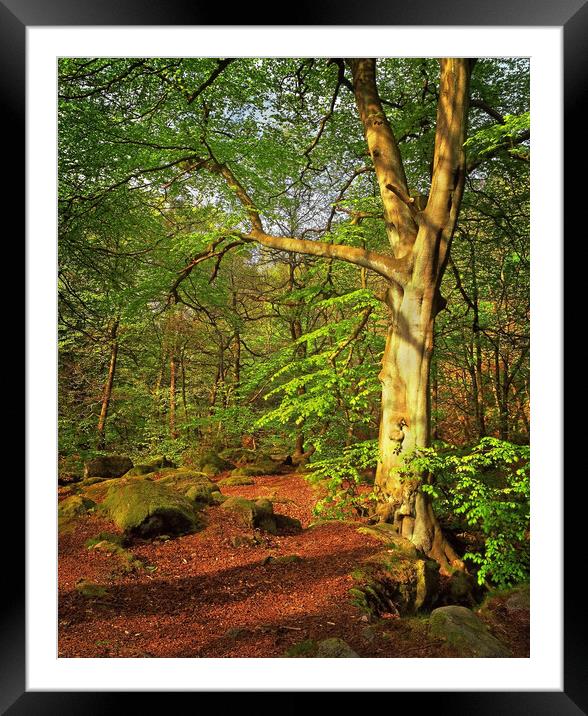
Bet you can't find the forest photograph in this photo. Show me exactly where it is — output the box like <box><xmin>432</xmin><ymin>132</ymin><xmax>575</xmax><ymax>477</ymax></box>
<box><xmin>57</xmin><ymin>55</ymin><xmax>530</xmax><ymax>659</ymax></box>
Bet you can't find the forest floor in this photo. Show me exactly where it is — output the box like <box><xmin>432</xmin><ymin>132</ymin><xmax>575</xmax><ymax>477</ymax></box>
<box><xmin>58</xmin><ymin>471</ymin><xmax>529</xmax><ymax>658</ymax></box>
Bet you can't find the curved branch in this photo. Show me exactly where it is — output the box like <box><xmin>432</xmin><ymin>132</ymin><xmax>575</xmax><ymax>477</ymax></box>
<box><xmin>239</xmin><ymin>229</ymin><xmax>408</xmax><ymax>283</ymax></box>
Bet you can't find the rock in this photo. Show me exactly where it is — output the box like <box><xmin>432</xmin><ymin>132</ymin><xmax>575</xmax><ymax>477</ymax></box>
<box><xmin>84</xmin><ymin>455</ymin><xmax>133</xmax><ymax>479</ymax></box>
<box><xmin>58</xmin><ymin>473</ymin><xmax>82</xmax><ymax>486</ymax></box>
<box><xmin>274</xmin><ymin>514</ymin><xmax>303</xmax><ymax>534</ymax></box>
<box><xmin>350</xmin><ymin>550</ymin><xmax>439</xmax><ymax>618</ymax></box>
<box><xmin>58</xmin><ymin>495</ymin><xmax>96</xmax><ymax>520</ymax></box>
<box><xmin>284</xmin><ymin>640</ymin><xmax>317</xmax><ymax>658</ymax></box>
<box><xmin>263</xmin><ymin>554</ymin><xmax>302</xmax><ymax>566</ymax></box>
<box><xmin>124</xmin><ymin>465</ymin><xmax>158</xmax><ymax>477</ymax></box>
<box><xmin>102</xmin><ymin>479</ymin><xmax>201</xmax><ymax>537</ymax></box>
<box><xmin>230</xmin><ymin>535</ymin><xmax>260</xmax><ymax>548</ymax></box>
<box><xmin>429</xmin><ymin>606</ymin><xmax>511</xmax><ymax>657</ymax></box>
<box><xmin>81</xmin><ymin>476</ymin><xmax>109</xmax><ymax>486</ymax></box>
<box><xmin>145</xmin><ymin>455</ymin><xmax>176</xmax><ymax>470</ymax></box>
<box><xmin>219</xmin><ymin>475</ymin><xmax>255</xmax><ymax>486</ymax></box>
<box><xmin>230</xmin><ymin>459</ymin><xmax>278</xmax><ymax>477</ymax></box>
<box><xmin>225</xmin><ymin>627</ymin><xmax>249</xmax><ymax>640</ymax></box>
<box><xmin>230</xmin><ymin>466</ymin><xmax>262</xmax><ymax>478</ymax></box>
<box><xmin>201</xmin><ymin>464</ymin><xmax>220</xmax><ymax>477</ymax></box>
<box><xmin>505</xmin><ymin>585</ymin><xmax>530</xmax><ymax>614</ymax></box>
<box><xmin>87</xmin><ymin>538</ymin><xmax>144</xmax><ymax>573</ymax></box>
<box><xmin>439</xmin><ymin>570</ymin><xmax>480</xmax><ymax>607</ymax></box>
<box><xmin>75</xmin><ymin>579</ymin><xmax>108</xmax><ymax>599</ymax></box>
<box><xmin>220</xmin><ymin>496</ymin><xmax>277</xmax><ymax>533</ymax></box>
<box><xmin>315</xmin><ymin>638</ymin><xmax>359</xmax><ymax>658</ymax></box>
<box><xmin>195</xmin><ymin>450</ymin><xmax>234</xmax><ymax>472</ymax></box>
<box><xmin>219</xmin><ymin>496</ymin><xmax>258</xmax><ymax>527</ymax></box>
<box><xmin>158</xmin><ymin>470</ymin><xmax>222</xmax><ymax>505</ymax></box>
<box><xmin>85</xmin><ymin>532</ymin><xmax>127</xmax><ymax>549</ymax></box>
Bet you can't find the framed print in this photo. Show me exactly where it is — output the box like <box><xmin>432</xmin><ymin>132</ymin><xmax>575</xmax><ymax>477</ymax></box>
<box><xmin>11</xmin><ymin>1</ymin><xmax>583</xmax><ymax>712</ymax></box>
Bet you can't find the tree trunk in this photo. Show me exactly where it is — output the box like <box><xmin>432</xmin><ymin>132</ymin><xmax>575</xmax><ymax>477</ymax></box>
<box><xmin>97</xmin><ymin>318</ymin><xmax>119</xmax><ymax>450</ymax></box>
<box><xmin>374</xmin><ymin>288</ymin><xmax>463</xmax><ymax>573</ymax></box>
<box><xmin>169</xmin><ymin>352</ymin><xmax>178</xmax><ymax>438</ymax></box>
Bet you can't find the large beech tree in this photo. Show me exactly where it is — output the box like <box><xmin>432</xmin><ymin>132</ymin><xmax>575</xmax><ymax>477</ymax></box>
<box><xmin>59</xmin><ymin>56</ymin><xmax>529</xmax><ymax>571</ymax></box>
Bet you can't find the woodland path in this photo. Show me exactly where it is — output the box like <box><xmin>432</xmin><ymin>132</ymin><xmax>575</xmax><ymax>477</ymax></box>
<box><xmin>58</xmin><ymin>472</ymin><xmax>528</xmax><ymax>658</ymax></box>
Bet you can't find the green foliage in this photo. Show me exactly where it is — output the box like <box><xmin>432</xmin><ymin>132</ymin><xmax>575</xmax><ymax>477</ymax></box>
<box><xmin>401</xmin><ymin>438</ymin><xmax>530</xmax><ymax>588</ymax></box>
<box><xmin>465</xmin><ymin>111</ymin><xmax>530</xmax><ymax>162</ymax></box>
<box><xmin>305</xmin><ymin>440</ymin><xmax>379</xmax><ymax>519</ymax></box>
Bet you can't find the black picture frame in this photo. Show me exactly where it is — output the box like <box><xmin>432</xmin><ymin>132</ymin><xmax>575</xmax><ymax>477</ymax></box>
<box><xmin>12</xmin><ymin>2</ymin><xmax>582</xmax><ymax>713</ymax></box>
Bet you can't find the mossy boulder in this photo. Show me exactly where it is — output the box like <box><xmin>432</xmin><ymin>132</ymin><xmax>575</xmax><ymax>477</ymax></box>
<box><xmin>123</xmin><ymin>456</ymin><xmax>175</xmax><ymax>477</ymax></box>
<box><xmin>220</xmin><ymin>496</ymin><xmax>277</xmax><ymax>533</ymax></box>
<box><xmin>85</xmin><ymin>532</ymin><xmax>127</xmax><ymax>549</ymax></box>
<box><xmin>81</xmin><ymin>474</ymin><xmax>151</xmax><ymax>503</ymax></box>
<box><xmin>274</xmin><ymin>513</ymin><xmax>303</xmax><ymax>534</ymax></box>
<box><xmin>124</xmin><ymin>464</ymin><xmax>158</xmax><ymax>477</ymax></box>
<box><xmin>219</xmin><ymin>475</ymin><xmax>255</xmax><ymax>487</ymax></box>
<box><xmin>350</xmin><ymin>550</ymin><xmax>439</xmax><ymax>618</ymax></box>
<box><xmin>439</xmin><ymin>570</ymin><xmax>480</xmax><ymax>607</ymax></box>
<box><xmin>285</xmin><ymin>639</ymin><xmax>318</xmax><ymax>658</ymax></box>
<box><xmin>58</xmin><ymin>495</ymin><xmax>96</xmax><ymax>520</ymax></box>
<box><xmin>315</xmin><ymin>638</ymin><xmax>359</xmax><ymax>658</ymax></box>
<box><xmin>102</xmin><ymin>479</ymin><xmax>201</xmax><ymax>537</ymax></box>
<box><xmin>193</xmin><ymin>450</ymin><xmax>234</xmax><ymax>472</ymax></box>
<box><xmin>218</xmin><ymin>447</ymin><xmax>257</xmax><ymax>465</ymax></box>
<box><xmin>429</xmin><ymin>606</ymin><xmax>511</xmax><ymax>657</ymax></box>
<box><xmin>145</xmin><ymin>455</ymin><xmax>176</xmax><ymax>470</ymax></box>
<box><xmin>230</xmin><ymin>459</ymin><xmax>277</xmax><ymax>477</ymax></box>
<box><xmin>84</xmin><ymin>455</ymin><xmax>133</xmax><ymax>479</ymax></box>
<box><xmin>157</xmin><ymin>469</ymin><xmax>222</xmax><ymax>505</ymax></box>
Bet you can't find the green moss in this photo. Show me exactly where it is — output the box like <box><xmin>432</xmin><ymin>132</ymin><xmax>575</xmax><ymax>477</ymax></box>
<box><xmin>158</xmin><ymin>470</ymin><xmax>221</xmax><ymax>505</ymax></box>
<box><xmin>196</xmin><ymin>451</ymin><xmax>234</xmax><ymax>471</ymax></box>
<box><xmin>85</xmin><ymin>532</ymin><xmax>126</xmax><ymax>549</ymax></box>
<box><xmin>220</xmin><ymin>496</ymin><xmax>278</xmax><ymax>532</ymax></box>
<box><xmin>349</xmin><ymin>550</ymin><xmax>439</xmax><ymax>618</ymax></box>
<box><xmin>284</xmin><ymin>639</ymin><xmax>317</xmax><ymax>658</ymax></box>
<box><xmin>230</xmin><ymin>466</ymin><xmax>261</xmax><ymax>477</ymax></box>
<box><xmin>124</xmin><ymin>464</ymin><xmax>157</xmax><ymax>477</ymax></box>
<box><xmin>218</xmin><ymin>476</ymin><xmax>255</xmax><ymax>486</ymax></box>
<box><xmin>75</xmin><ymin>579</ymin><xmax>108</xmax><ymax>598</ymax></box>
<box><xmin>263</xmin><ymin>554</ymin><xmax>302</xmax><ymax>566</ymax></box>
<box><xmin>58</xmin><ymin>495</ymin><xmax>96</xmax><ymax>520</ymax></box>
<box><xmin>102</xmin><ymin>479</ymin><xmax>201</xmax><ymax>537</ymax></box>
<box><xmin>220</xmin><ymin>496</ymin><xmax>257</xmax><ymax>527</ymax></box>
<box><xmin>87</xmin><ymin>538</ymin><xmax>145</xmax><ymax>573</ymax></box>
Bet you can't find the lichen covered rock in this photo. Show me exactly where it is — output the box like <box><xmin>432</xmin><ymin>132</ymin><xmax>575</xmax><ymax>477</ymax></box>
<box><xmin>429</xmin><ymin>605</ymin><xmax>511</xmax><ymax>657</ymax></box>
<box><xmin>102</xmin><ymin>479</ymin><xmax>201</xmax><ymax>537</ymax></box>
<box><xmin>84</xmin><ymin>455</ymin><xmax>133</xmax><ymax>479</ymax></box>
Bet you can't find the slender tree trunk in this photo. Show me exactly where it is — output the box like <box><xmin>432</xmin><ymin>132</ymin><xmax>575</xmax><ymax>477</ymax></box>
<box><xmin>180</xmin><ymin>349</ymin><xmax>188</xmax><ymax>423</ymax></box>
<box><xmin>169</xmin><ymin>352</ymin><xmax>178</xmax><ymax>438</ymax></box>
<box><xmin>97</xmin><ymin>318</ymin><xmax>119</xmax><ymax>450</ymax></box>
